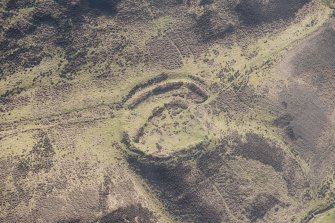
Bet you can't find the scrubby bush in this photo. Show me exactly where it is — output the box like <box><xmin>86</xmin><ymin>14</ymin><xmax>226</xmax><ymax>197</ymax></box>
<box><xmin>324</xmin><ymin>0</ymin><xmax>335</xmax><ymax>8</ymax></box>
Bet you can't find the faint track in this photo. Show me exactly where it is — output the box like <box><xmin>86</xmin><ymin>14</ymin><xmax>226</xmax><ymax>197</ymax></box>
<box><xmin>143</xmin><ymin>0</ymin><xmax>185</xmax><ymax>64</ymax></box>
<box><xmin>0</xmin><ymin>102</ymin><xmax>120</xmax><ymax>140</ymax></box>
<box><xmin>211</xmin><ymin>181</ymin><xmax>244</xmax><ymax>223</ymax></box>
<box><xmin>0</xmin><ymin>115</ymin><xmax>111</xmax><ymax>140</ymax></box>
<box><xmin>302</xmin><ymin>203</ymin><xmax>335</xmax><ymax>223</ymax></box>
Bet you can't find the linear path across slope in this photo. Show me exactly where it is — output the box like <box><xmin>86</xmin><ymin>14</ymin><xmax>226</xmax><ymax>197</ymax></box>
<box><xmin>303</xmin><ymin>203</ymin><xmax>335</xmax><ymax>223</ymax></box>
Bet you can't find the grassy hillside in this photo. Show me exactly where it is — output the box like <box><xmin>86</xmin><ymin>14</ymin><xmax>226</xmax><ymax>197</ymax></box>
<box><xmin>0</xmin><ymin>0</ymin><xmax>334</xmax><ymax>222</ymax></box>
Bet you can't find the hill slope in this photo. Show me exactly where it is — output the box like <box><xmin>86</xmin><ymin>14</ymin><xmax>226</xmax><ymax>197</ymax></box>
<box><xmin>0</xmin><ymin>0</ymin><xmax>334</xmax><ymax>222</ymax></box>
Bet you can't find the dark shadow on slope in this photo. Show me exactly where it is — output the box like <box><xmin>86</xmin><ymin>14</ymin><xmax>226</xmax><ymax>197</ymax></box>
<box><xmin>98</xmin><ymin>204</ymin><xmax>156</xmax><ymax>223</ymax></box>
<box><xmin>85</xmin><ymin>0</ymin><xmax>121</xmax><ymax>16</ymax></box>
<box><xmin>126</xmin><ymin>134</ymin><xmax>304</xmax><ymax>222</ymax></box>
<box><xmin>235</xmin><ymin>0</ymin><xmax>309</xmax><ymax>26</ymax></box>
<box><xmin>233</xmin><ymin>133</ymin><xmax>285</xmax><ymax>172</ymax></box>
<box><xmin>292</xmin><ymin>28</ymin><xmax>335</xmax><ymax>91</ymax></box>
<box><xmin>194</xmin><ymin>11</ymin><xmax>234</xmax><ymax>42</ymax></box>
<box><xmin>128</xmin><ymin>156</ymin><xmax>224</xmax><ymax>223</ymax></box>
<box><xmin>6</xmin><ymin>0</ymin><xmax>36</xmax><ymax>10</ymax></box>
